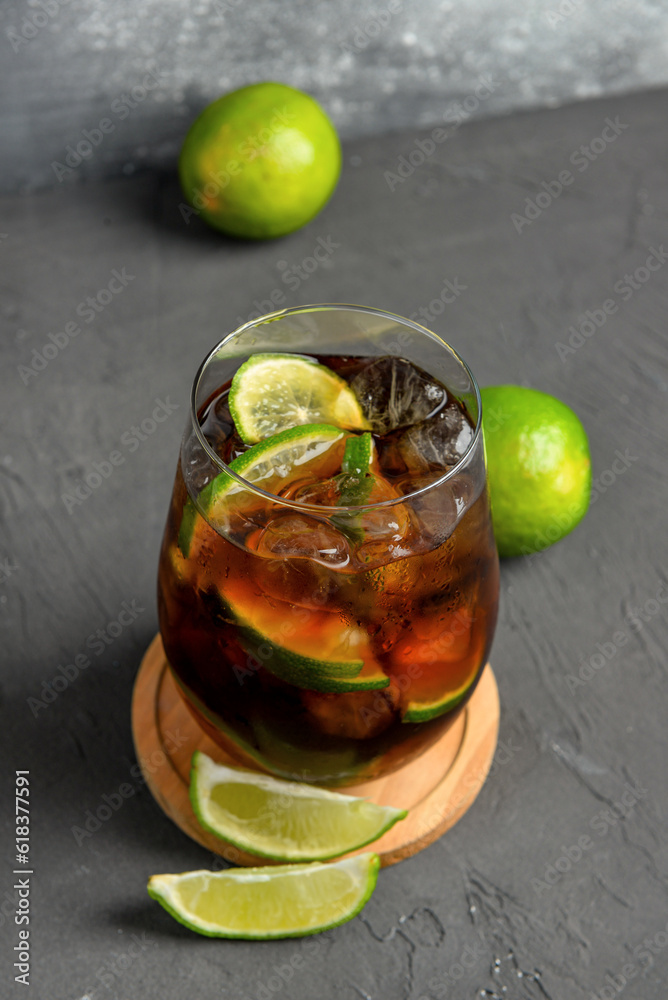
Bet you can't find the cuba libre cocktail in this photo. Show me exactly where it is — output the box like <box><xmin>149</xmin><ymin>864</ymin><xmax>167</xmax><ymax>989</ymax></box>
<box><xmin>157</xmin><ymin>306</ymin><xmax>499</xmax><ymax>785</ymax></box>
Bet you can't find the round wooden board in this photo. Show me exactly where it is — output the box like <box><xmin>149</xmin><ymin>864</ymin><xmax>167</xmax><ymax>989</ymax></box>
<box><xmin>132</xmin><ymin>634</ymin><xmax>500</xmax><ymax>867</ymax></box>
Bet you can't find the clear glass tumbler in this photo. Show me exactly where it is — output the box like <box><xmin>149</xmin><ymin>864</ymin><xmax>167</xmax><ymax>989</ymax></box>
<box><xmin>157</xmin><ymin>305</ymin><xmax>499</xmax><ymax>785</ymax></box>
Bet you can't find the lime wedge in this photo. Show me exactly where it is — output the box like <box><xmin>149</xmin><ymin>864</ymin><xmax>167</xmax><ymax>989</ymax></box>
<box><xmin>147</xmin><ymin>852</ymin><xmax>380</xmax><ymax>939</ymax></box>
<box><xmin>341</xmin><ymin>432</ymin><xmax>375</xmax><ymax>475</ymax></box>
<box><xmin>229</xmin><ymin>354</ymin><xmax>369</xmax><ymax>444</ymax></box>
<box><xmin>178</xmin><ymin>422</ymin><xmax>345</xmax><ymax>557</ymax></box>
<box><xmin>337</xmin><ymin>431</ymin><xmax>377</xmax><ymax>511</ymax></box>
<box><xmin>221</xmin><ymin>577</ymin><xmax>389</xmax><ymax>693</ymax></box>
<box><xmin>190</xmin><ymin>751</ymin><xmax>407</xmax><ymax>861</ymax></box>
<box><xmin>402</xmin><ymin>684</ymin><xmax>471</xmax><ymax>723</ymax></box>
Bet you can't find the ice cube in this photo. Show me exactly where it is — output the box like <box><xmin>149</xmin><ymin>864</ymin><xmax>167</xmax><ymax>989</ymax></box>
<box><xmin>398</xmin><ymin>472</ymin><xmax>474</xmax><ymax>543</ymax></box>
<box><xmin>398</xmin><ymin>403</ymin><xmax>474</xmax><ymax>473</ymax></box>
<box><xmin>334</xmin><ymin>474</ymin><xmax>415</xmax><ymax>570</ymax></box>
<box><xmin>289</xmin><ymin>478</ymin><xmax>345</xmax><ymax>507</ymax></box>
<box><xmin>301</xmin><ymin>682</ymin><xmax>399</xmax><ymax>739</ymax></box>
<box><xmin>262</xmin><ymin>475</ymin><xmax>415</xmax><ymax>572</ymax></box>
<box><xmin>253</xmin><ymin>512</ymin><xmax>352</xmax><ymax>569</ymax></box>
<box><xmin>350</xmin><ymin>357</ymin><xmax>446</xmax><ymax>434</ymax></box>
<box><xmin>250</xmin><ymin>536</ymin><xmax>355</xmax><ymax>611</ymax></box>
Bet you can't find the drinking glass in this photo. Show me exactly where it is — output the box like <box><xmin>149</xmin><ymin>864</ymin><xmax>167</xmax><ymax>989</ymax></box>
<box><xmin>157</xmin><ymin>304</ymin><xmax>499</xmax><ymax>785</ymax></box>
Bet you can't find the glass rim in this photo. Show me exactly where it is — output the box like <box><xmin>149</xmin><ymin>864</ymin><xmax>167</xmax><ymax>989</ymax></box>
<box><xmin>189</xmin><ymin>303</ymin><xmax>483</xmax><ymax>514</ymax></box>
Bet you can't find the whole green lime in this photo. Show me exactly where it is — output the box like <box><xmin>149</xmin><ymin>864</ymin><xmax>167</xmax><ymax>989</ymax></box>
<box><xmin>480</xmin><ymin>386</ymin><xmax>591</xmax><ymax>558</ymax></box>
<box><xmin>178</xmin><ymin>81</ymin><xmax>342</xmax><ymax>239</ymax></box>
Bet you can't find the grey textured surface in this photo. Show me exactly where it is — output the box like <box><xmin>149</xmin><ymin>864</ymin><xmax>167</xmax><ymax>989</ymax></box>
<box><xmin>3</xmin><ymin>0</ymin><xmax>668</xmax><ymax>192</ymax></box>
<box><xmin>2</xmin><ymin>86</ymin><xmax>668</xmax><ymax>999</ymax></box>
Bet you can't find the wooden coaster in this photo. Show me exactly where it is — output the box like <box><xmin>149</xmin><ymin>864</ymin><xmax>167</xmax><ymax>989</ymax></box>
<box><xmin>132</xmin><ymin>634</ymin><xmax>499</xmax><ymax>867</ymax></box>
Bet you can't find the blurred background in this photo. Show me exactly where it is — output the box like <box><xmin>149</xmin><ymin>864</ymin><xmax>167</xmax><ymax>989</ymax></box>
<box><xmin>2</xmin><ymin>0</ymin><xmax>668</xmax><ymax>193</ymax></box>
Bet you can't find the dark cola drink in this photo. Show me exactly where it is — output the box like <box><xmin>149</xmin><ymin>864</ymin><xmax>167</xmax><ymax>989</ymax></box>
<box><xmin>158</xmin><ymin>349</ymin><xmax>499</xmax><ymax>785</ymax></box>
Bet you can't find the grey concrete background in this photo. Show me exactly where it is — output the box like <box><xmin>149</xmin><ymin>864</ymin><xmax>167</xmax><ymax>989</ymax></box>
<box><xmin>2</xmin><ymin>83</ymin><xmax>668</xmax><ymax>999</ymax></box>
<box><xmin>2</xmin><ymin>0</ymin><xmax>668</xmax><ymax>192</ymax></box>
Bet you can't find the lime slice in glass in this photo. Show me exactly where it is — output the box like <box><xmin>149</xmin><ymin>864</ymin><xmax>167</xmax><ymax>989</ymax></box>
<box><xmin>341</xmin><ymin>432</ymin><xmax>375</xmax><ymax>476</ymax></box>
<box><xmin>147</xmin><ymin>852</ymin><xmax>380</xmax><ymax>939</ymax></box>
<box><xmin>229</xmin><ymin>353</ymin><xmax>369</xmax><ymax>444</ymax></box>
<box><xmin>190</xmin><ymin>751</ymin><xmax>407</xmax><ymax>861</ymax></box>
<box><xmin>391</xmin><ymin>626</ymin><xmax>478</xmax><ymax>723</ymax></box>
<box><xmin>334</xmin><ymin>432</ymin><xmax>380</xmax><ymax>541</ymax></box>
<box><xmin>402</xmin><ymin>685</ymin><xmax>471</xmax><ymax>723</ymax></box>
<box><xmin>178</xmin><ymin>422</ymin><xmax>345</xmax><ymax>556</ymax></box>
<box><xmin>220</xmin><ymin>577</ymin><xmax>390</xmax><ymax>693</ymax></box>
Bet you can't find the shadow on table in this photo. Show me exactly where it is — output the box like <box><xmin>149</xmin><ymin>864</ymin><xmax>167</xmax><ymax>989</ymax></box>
<box><xmin>118</xmin><ymin>165</ymin><xmax>295</xmax><ymax>253</ymax></box>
